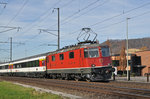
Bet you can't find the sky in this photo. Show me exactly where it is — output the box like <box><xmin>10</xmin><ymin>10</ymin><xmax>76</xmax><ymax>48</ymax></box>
<box><xmin>0</xmin><ymin>0</ymin><xmax>150</xmax><ymax>62</ymax></box>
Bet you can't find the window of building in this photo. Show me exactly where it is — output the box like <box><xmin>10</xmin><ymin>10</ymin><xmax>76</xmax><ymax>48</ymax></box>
<box><xmin>69</xmin><ymin>52</ymin><xmax>74</xmax><ymax>59</ymax></box>
<box><xmin>52</xmin><ymin>56</ymin><xmax>55</xmax><ymax>61</ymax></box>
<box><xmin>59</xmin><ymin>54</ymin><xmax>64</xmax><ymax>60</ymax></box>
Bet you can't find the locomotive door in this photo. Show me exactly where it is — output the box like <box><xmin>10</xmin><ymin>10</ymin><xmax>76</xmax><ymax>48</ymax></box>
<box><xmin>46</xmin><ymin>56</ymin><xmax>51</xmax><ymax>69</ymax></box>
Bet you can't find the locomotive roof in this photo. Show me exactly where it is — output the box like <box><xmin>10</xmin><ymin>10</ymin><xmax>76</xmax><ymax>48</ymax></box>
<box><xmin>48</xmin><ymin>43</ymin><xmax>108</xmax><ymax>55</ymax></box>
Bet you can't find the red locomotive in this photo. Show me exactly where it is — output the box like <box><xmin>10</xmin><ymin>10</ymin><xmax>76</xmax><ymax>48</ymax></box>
<box><xmin>46</xmin><ymin>41</ymin><xmax>114</xmax><ymax>81</ymax></box>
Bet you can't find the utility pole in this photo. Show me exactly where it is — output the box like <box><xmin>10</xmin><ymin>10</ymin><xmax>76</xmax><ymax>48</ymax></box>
<box><xmin>39</xmin><ymin>8</ymin><xmax>60</xmax><ymax>50</ymax></box>
<box><xmin>10</xmin><ymin>37</ymin><xmax>12</xmax><ymax>62</ymax></box>
<box><xmin>56</xmin><ymin>8</ymin><xmax>60</xmax><ymax>50</ymax></box>
<box><xmin>126</xmin><ymin>18</ymin><xmax>130</xmax><ymax>81</ymax></box>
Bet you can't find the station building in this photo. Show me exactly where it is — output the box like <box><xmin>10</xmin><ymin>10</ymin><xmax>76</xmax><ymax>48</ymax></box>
<box><xmin>134</xmin><ymin>50</ymin><xmax>150</xmax><ymax>76</ymax></box>
<box><xmin>111</xmin><ymin>49</ymin><xmax>150</xmax><ymax>76</ymax></box>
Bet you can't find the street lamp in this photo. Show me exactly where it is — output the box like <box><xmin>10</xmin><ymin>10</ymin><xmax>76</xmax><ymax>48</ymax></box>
<box><xmin>126</xmin><ymin>18</ymin><xmax>130</xmax><ymax>81</ymax></box>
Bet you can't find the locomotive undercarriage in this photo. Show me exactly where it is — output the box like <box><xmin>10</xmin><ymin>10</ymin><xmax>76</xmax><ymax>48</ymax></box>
<box><xmin>46</xmin><ymin>66</ymin><xmax>114</xmax><ymax>81</ymax></box>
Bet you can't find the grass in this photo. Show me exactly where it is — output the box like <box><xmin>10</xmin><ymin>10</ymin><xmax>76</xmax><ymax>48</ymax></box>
<box><xmin>0</xmin><ymin>81</ymin><xmax>63</xmax><ymax>99</ymax></box>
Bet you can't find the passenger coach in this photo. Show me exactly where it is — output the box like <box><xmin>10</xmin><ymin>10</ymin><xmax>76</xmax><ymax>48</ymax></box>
<box><xmin>0</xmin><ymin>55</ymin><xmax>47</xmax><ymax>77</ymax></box>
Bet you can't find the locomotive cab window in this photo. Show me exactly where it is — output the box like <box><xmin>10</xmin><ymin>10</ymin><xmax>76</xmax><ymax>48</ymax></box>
<box><xmin>52</xmin><ymin>56</ymin><xmax>55</xmax><ymax>61</ymax></box>
<box><xmin>84</xmin><ymin>48</ymin><xmax>99</xmax><ymax>58</ymax></box>
<box><xmin>89</xmin><ymin>48</ymin><xmax>99</xmax><ymax>58</ymax></box>
<box><xmin>101</xmin><ymin>47</ymin><xmax>110</xmax><ymax>57</ymax></box>
<box><xmin>59</xmin><ymin>54</ymin><xmax>64</xmax><ymax>60</ymax></box>
<box><xmin>69</xmin><ymin>52</ymin><xmax>74</xmax><ymax>59</ymax></box>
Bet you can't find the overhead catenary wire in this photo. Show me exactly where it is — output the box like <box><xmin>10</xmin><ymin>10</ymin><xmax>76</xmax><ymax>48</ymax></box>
<box><xmin>60</xmin><ymin>9</ymin><xmax>150</xmax><ymax>42</ymax></box>
<box><xmin>12</xmin><ymin>0</ymin><xmax>62</xmax><ymax>39</ymax></box>
<box><xmin>0</xmin><ymin>2</ymin><xmax>7</xmax><ymax>15</ymax></box>
<box><xmin>5</xmin><ymin>0</ymin><xmax>29</xmax><ymax>26</ymax></box>
<box><xmin>48</xmin><ymin>0</ymin><xmax>101</xmax><ymax>28</ymax></box>
<box><xmin>15</xmin><ymin>0</ymin><xmax>75</xmax><ymax>44</ymax></box>
<box><xmin>88</xmin><ymin>2</ymin><xmax>150</xmax><ymax>27</ymax></box>
<box><xmin>25</xmin><ymin>1</ymin><xmax>150</xmax><ymax>46</ymax></box>
<box><xmin>12</xmin><ymin>0</ymin><xmax>101</xmax><ymax>46</ymax></box>
<box><xmin>61</xmin><ymin>0</ymin><xmax>109</xmax><ymax>26</ymax></box>
<box><xmin>59</xmin><ymin>1</ymin><xmax>150</xmax><ymax>40</ymax></box>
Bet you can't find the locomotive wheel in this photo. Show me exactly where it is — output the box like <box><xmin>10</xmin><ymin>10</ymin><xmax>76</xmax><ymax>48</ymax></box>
<box><xmin>75</xmin><ymin>78</ymin><xmax>79</xmax><ymax>81</ymax></box>
<box><xmin>86</xmin><ymin>78</ymin><xmax>91</xmax><ymax>82</ymax></box>
<box><xmin>52</xmin><ymin>75</ymin><xmax>56</xmax><ymax>79</ymax></box>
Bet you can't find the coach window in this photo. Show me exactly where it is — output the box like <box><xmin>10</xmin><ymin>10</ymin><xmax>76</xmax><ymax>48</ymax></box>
<box><xmin>1</xmin><ymin>66</ymin><xmax>4</xmax><ymax>69</ymax></box>
<box><xmin>32</xmin><ymin>61</ymin><xmax>35</xmax><ymax>67</ymax></box>
<box><xmin>52</xmin><ymin>56</ymin><xmax>55</xmax><ymax>61</ymax></box>
<box><xmin>28</xmin><ymin>62</ymin><xmax>32</xmax><ymax>67</ymax></box>
<box><xmin>36</xmin><ymin>60</ymin><xmax>39</xmax><ymax>66</ymax></box>
<box><xmin>5</xmin><ymin>65</ymin><xmax>9</xmax><ymax>69</ymax></box>
<box><xmin>59</xmin><ymin>54</ymin><xmax>64</xmax><ymax>60</ymax></box>
<box><xmin>69</xmin><ymin>52</ymin><xmax>74</xmax><ymax>59</ymax></box>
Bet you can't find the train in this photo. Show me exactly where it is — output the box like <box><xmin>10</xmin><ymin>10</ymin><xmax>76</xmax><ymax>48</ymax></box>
<box><xmin>0</xmin><ymin>41</ymin><xmax>114</xmax><ymax>81</ymax></box>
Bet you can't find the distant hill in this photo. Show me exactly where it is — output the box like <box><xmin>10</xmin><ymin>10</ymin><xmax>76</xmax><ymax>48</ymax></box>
<box><xmin>100</xmin><ymin>37</ymin><xmax>150</xmax><ymax>54</ymax></box>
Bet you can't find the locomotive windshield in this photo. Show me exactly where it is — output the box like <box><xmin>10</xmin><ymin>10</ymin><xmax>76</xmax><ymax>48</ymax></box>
<box><xmin>101</xmin><ymin>47</ymin><xmax>110</xmax><ymax>57</ymax></box>
<box><xmin>84</xmin><ymin>48</ymin><xmax>99</xmax><ymax>58</ymax></box>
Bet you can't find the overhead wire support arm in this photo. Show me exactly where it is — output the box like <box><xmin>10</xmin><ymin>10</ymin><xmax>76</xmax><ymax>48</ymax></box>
<box><xmin>39</xmin><ymin>29</ymin><xmax>58</xmax><ymax>36</ymax></box>
<box><xmin>0</xmin><ymin>2</ymin><xmax>7</xmax><ymax>8</ymax></box>
<box><xmin>0</xmin><ymin>26</ymin><xmax>21</xmax><ymax>34</ymax></box>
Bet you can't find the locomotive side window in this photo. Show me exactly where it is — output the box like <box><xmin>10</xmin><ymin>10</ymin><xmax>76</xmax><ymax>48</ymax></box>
<box><xmin>59</xmin><ymin>54</ymin><xmax>64</xmax><ymax>60</ymax></box>
<box><xmin>101</xmin><ymin>47</ymin><xmax>110</xmax><ymax>57</ymax></box>
<box><xmin>84</xmin><ymin>49</ymin><xmax>88</xmax><ymax>58</ymax></box>
<box><xmin>69</xmin><ymin>52</ymin><xmax>74</xmax><ymax>59</ymax></box>
<box><xmin>52</xmin><ymin>56</ymin><xmax>55</xmax><ymax>61</ymax></box>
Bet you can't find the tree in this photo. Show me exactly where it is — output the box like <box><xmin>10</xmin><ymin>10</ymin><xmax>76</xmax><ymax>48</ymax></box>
<box><xmin>106</xmin><ymin>39</ymin><xmax>112</xmax><ymax>55</ymax></box>
<box><xmin>119</xmin><ymin>41</ymin><xmax>127</xmax><ymax>74</ymax></box>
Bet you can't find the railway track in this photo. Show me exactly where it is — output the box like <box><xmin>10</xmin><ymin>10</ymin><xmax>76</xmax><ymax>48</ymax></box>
<box><xmin>0</xmin><ymin>76</ymin><xmax>150</xmax><ymax>99</ymax></box>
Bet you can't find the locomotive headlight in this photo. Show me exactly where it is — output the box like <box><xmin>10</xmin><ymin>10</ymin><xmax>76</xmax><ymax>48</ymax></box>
<box><xmin>91</xmin><ymin>64</ymin><xmax>96</xmax><ymax>67</ymax></box>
